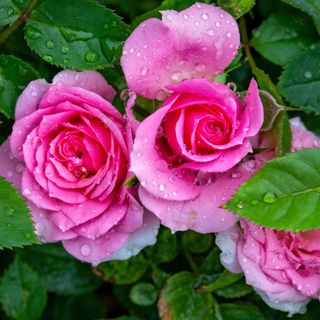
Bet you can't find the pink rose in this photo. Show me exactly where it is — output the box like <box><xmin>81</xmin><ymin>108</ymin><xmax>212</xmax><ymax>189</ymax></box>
<box><xmin>216</xmin><ymin>120</ymin><xmax>320</xmax><ymax>316</ymax></box>
<box><xmin>121</xmin><ymin>3</ymin><xmax>264</xmax><ymax>233</ymax></box>
<box><xmin>0</xmin><ymin>70</ymin><xmax>159</xmax><ymax>264</ymax></box>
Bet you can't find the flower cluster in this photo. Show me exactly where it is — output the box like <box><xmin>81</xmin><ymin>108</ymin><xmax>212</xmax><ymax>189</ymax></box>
<box><xmin>0</xmin><ymin>2</ymin><xmax>319</xmax><ymax>315</ymax></box>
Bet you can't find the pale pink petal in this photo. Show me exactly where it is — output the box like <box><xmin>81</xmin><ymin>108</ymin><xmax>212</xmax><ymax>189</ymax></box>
<box><xmin>215</xmin><ymin>226</ymin><xmax>242</xmax><ymax>273</ymax></box>
<box><xmin>124</xmin><ymin>91</ymin><xmax>140</xmax><ymax>133</ymax></box>
<box><xmin>130</xmin><ymin>103</ymin><xmax>200</xmax><ymax>201</ymax></box>
<box><xmin>62</xmin><ymin>231</ymin><xmax>128</xmax><ymax>265</ymax></box>
<box><xmin>105</xmin><ymin>211</ymin><xmax>160</xmax><ymax>261</ymax></box>
<box><xmin>245</xmin><ymin>79</ymin><xmax>264</xmax><ymax>137</ymax></box>
<box><xmin>15</xmin><ymin>80</ymin><xmax>49</xmax><ymax>120</ymax></box>
<box><xmin>53</xmin><ymin>70</ymin><xmax>116</xmax><ymax>102</ymax></box>
<box><xmin>0</xmin><ymin>139</ymin><xmax>24</xmax><ymax>189</ymax></box>
<box><xmin>121</xmin><ymin>3</ymin><xmax>239</xmax><ymax>99</ymax></box>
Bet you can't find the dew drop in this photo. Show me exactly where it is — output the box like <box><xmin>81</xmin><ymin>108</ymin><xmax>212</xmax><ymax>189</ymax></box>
<box><xmin>25</xmin><ymin>26</ymin><xmax>42</xmax><ymax>39</ymax></box>
<box><xmin>231</xmin><ymin>172</ymin><xmax>242</xmax><ymax>179</ymax></box>
<box><xmin>236</xmin><ymin>200</ymin><xmax>244</xmax><ymax>209</ymax></box>
<box><xmin>61</xmin><ymin>46</ymin><xmax>70</xmax><ymax>54</ymax></box>
<box><xmin>226</xmin><ymin>32</ymin><xmax>232</xmax><ymax>38</ymax></box>
<box><xmin>304</xmin><ymin>71</ymin><xmax>312</xmax><ymax>78</ymax></box>
<box><xmin>140</xmin><ymin>66</ymin><xmax>148</xmax><ymax>76</ymax></box>
<box><xmin>25</xmin><ymin>233</ymin><xmax>32</xmax><ymax>239</ymax></box>
<box><xmin>23</xmin><ymin>188</ymin><xmax>31</xmax><ymax>195</ymax></box>
<box><xmin>85</xmin><ymin>50</ymin><xmax>99</xmax><ymax>62</ymax></box>
<box><xmin>7</xmin><ymin>8</ymin><xmax>14</xmax><ymax>15</ymax></box>
<box><xmin>263</xmin><ymin>192</ymin><xmax>276</xmax><ymax>204</ymax></box>
<box><xmin>80</xmin><ymin>244</ymin><xmax>91</xmax><ymax>256</ymax></box>
<box><xmin>46</xmin><ymin>40</ymin><xmax>54</xmax><ymax>48</ymax></box>
<box><xmin>159</xmin><ymin>184</ymin><xmax>166</xmax><ymax>191</ymax></box>
<box><xmin>251</xmin><ymin>200</ymin><xmax>258</xmax><ymax>205</ymax></box>
<box><xmin>215</xmin><ymin>21</ymin><xmax>221</xmax><ymax>28</ymax></box>
<box><xmin>43</xmin><ymin>55</ymin><xmax>53</xmax><ymax>63</ymax></box>
<box><xmin>202</xmin><ymin>13</ymin><xmax>209</xmax><ymax>20</ymax></box>
<box><xmin>7</xmin><ymin>208</ymin><xmax>14</xmax><ymax>216</ymax></box>
<box><xmin>206</xmin><ymin>28</ymin><xmax>215</xmax><ymax>36</ymax></box>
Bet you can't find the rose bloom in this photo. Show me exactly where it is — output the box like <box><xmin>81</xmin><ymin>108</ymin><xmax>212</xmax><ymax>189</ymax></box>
<box><xmin>121</xmin><ymin>3</ymin><xmax>264</xmax><ymax>233</ymax></box>
<box><xmin>0</xmin><ymin>70</ymin><xmax>159</xmax><ymax>264</ymax></box>
<box><xmin>216</xmin><ymin>119</ymin><xmax>320</xmax><ymax>316</ymax></box>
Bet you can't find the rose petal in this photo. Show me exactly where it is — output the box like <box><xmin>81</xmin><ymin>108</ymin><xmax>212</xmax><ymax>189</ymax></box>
<box><xmin>130</xmin><ymin>102</ymin><xmax>200</xmax><ymax>201</ymax></box>
<box><xmin>15</xmin><ymin>80</ymin><xmax>49</xmax><ymax>120</ymax></box>
<box><xmin>121</xmin><ymin>3</ymin><xmax>239</xmax><ymax>99</ymax></box>
<box><xmin>53</xmin><ymin>70</ymin><xmax>116</xmax><ymax>102</ymax></box>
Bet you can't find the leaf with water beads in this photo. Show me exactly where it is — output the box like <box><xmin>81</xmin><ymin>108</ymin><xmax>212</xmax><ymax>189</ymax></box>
<box><xmin>226</xmin><ymin>148</ymin><xmax>320</xmax><ymax>232</ymax></box>
<box><xmin>0</xmin><ymin>176</ymin><xmax>39</xmax><ymax>249</ymax></box>
<box><xmin>25</xmin><ymin>0</ymin><xmax>129</xmax><ymax>70</ymax></box>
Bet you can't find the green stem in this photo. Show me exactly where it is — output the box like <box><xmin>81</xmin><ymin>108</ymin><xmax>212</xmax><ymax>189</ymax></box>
<box><xmin>212</xmin><ymin>295</ymin><xmax>223</xmax><ymax>320</ymax></box>
<box><xmin>0</xmin><ymin>0</ymin><xmax>38</xmax><ymax>44</ymax></box>
<box><xmin>239</xmin><ymin>16</ymin><xmax>256</xmax><ymax>70</ymax></box>
<box><xmin>184</xmin><ymin>249</ymin><xmax>199</xmax><ymax>274</ymax></box>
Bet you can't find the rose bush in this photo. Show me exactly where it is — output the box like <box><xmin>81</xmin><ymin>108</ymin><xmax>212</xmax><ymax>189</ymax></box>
<box><xmin>122</xmin><ymin>3</ymin><xmax>264</xmax><ymax>233</ymax></box>
<box><xmin>216</xmin><ymin>118</ymin><xmax>320</xmax><ymax>316</ymax></box>
<box><xmin>0</xmin><ymin>70</ymin><xmax>159</xmax><ymax>264</ymax></box>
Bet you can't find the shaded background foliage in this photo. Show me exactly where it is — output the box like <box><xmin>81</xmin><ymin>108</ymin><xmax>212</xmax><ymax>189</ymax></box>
<box><xmin>0</xmin><ymin>0</ymin><xmax>320</xmax><ymax>319</ymax></box>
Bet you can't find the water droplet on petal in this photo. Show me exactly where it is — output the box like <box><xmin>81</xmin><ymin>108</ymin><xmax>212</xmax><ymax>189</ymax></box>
<box><xmin>81</xmin><ymin>244</ymin><xmax>91</xmax><ymax>256</ymax></box>
<box><xmin>23</xmin><ymin>188</ymin><xmax>31</xmax><ymax>195</ymax></box>
<box><xmin>159</xmin><ymin>184</ymin><xmax>166</xmax><ymax>191</ymax></box>
<box><xmin>231</xmin><ymin>172</ymin><xmax>242</xmax><ymax>179</ymax></box>
<box><xmin>215</xmin><ymin>21</ymin><xmax>221</xmax><ymax>28</ymax></box>
<box><xmin>202</xmin><ymin>13</ymin><xmax>208</xmax><ymax>20</ymax></box>
<box><xmin>206</xmin><ymin>28</ymin><xmax>215</xmax><ymax>36</ymax></box>
<box><xmin>140</xmin><ymin>66</ymin><xmax>148</xmax><ymax>76</ymax></box>
<box><xmin>226</xmin><ymin>32</ymin><xmax>232</xmax><ymax>38</ymax></box>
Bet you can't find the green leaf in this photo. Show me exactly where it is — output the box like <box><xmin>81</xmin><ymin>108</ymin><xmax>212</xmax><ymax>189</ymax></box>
<box><xmin>217</xmin><ymin>0</ymin><xmax>255</xmax><ymax>19</ymax></box>
<box><xmin>25</xmin><ymin>0</ymin><xmax>129</xmax><ymax>70</ymax></box>
<box><xmin>160</xmin><ymin>272</ymin><xmax>214</xmax><ymax>320</ymax></box>
<box><xmin>219</xmin><ymin>303</ymin><xmax>265</xmax><ymax>320</ymax></box>
<box><xmin>273</xmin><ymin>110</ymin><xmax>292</xmax><ymax>157</ymax></box>
<box><xmin>0</xmin><ymin>0</ymin><xmax>32</xmax><ymax>28</ymax></box>
<box><xmin>0</xmin><ymin>258</ymin><xmax>47</xmax><ymax>320</ymax></box>
<box><xmin>182</xmin><ymin>231</ymin><xmax>213</xmax><ymax>254</ymax></box>
<box><xmin>97</xmin><ymin>253</ymin><xmax>148</xmax><ymax>285</ymax></box>
<box><xmin>252</xmin><ymin>67</ymin><xmax>284</xmax><ymax>104</ymax></box>
<box><xmin>259</xmin><ymin>90</ymin><xmax>284</xmax><ymax>131</ymax></box>
<box><xmin>278</xmin><ymin>43</ymin><xmax>320</xmax><ymax>114</ymax></box>
<box><xmin>17</xmin><ymin>243</ymin><xmax>101</xmax><ymax>295</ymax></box>
<box><xmin>130</xmin><ymin>283</ymin><xmax>158</xmax><ymax>306</ymax></box>
<box><xmin>0</xmin><ymin>54</ymin><xmax>40</xmax><ymax>118</ymax></box>
<box><xmin>145</xmin><ymin>227</ymin><xmax>178</xmax><ymax>264</ymax></box>
<box><xmin>251</xmin><ymin>8</ymin><xmax>318</xmax><ymax>65</ymax></box>
<box><xmin>0</xmin><ymin>177</ymin><xmax>38</xmax><ymax>249</ymax></box>
<box><xmin>282</xmin><ymin>0</ymin><xmax>320</xmax><ymax>34</ymax></box>
<box><xmin>226</xmin><ymin>148</ymin><xmax>320</xmax><ymax>231</ymax></box>
<box><xmin>202</xmin><ymin>270</ymin><xmax>243</xmax><ymax>292</ymax></box>
<box><xmin>200</xmin><ymin>247</ymin><xmax>224</xmax><ymax>275</ymax></box>
<box><xmin>214</xmin><ymin>280</ymin><xmax>252</xmax><ymax>299</ymax></box>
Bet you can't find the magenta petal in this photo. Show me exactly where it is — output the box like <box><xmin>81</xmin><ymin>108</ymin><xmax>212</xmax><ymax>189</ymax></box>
<box><xmin>15</xmin><ymin>80</ymin><xmax>49</xmax><ymax>120</ymax></box>
<box><xmin>130</xmin><ymin>104</ymin><xmax>200</xmax><ymax>201</ymax></box>
<box><xmin>179</xmin><ymin>140</ymin><xmax>252</xmax><ymax>172</ymax></box>
<box><xmin>245</xmin><ymin>79</ymin><xmax>264</xmax><ymax>137</ymax></box>
<box><xmin>0</xmin><ymin>139</ymin><xmax>24</xmax><ymax>189</ymax></box>
<box><xmin>121</xmin><ymin>3</ymin><xmax>239</xmax><ymax>99</ymax></box>
<box><xmin>53</xmin><ymin>70</ymin><xmax>116</xmax><ymax>102</ymax></box>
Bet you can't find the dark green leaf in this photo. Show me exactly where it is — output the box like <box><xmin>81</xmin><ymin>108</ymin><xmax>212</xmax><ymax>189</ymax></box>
<box><xmin>252</xmin><ymin>8</ymin><xmax>318</xmax><ymax>65</ymax></box>
<box><xmin>202</xmin><ymin>270</ymin><xmax>243</xmax><ymax>292</ymax></box>
<box><xmin>42</xmin><ymin>293</ymin><xmax>105</xmax><ymax>320</ymax></box>
<box><xmin>0</xmin><ymin>258</ymin><xmax>47</xmax><ymax>320</ymax></box>
<box><xmin>252</xmin><ymin>67</ymin><xmax>284</xmax><ymax>104</ymax></box>
<box><xmin>214</xmin><ymin>280</ymin><xmax>252</xmax><ymax>299</ymax></box>
<box><xmin>152</xmin><ymin>268</ymin><xmax>168</xmax><ymax>288</ymax></box>
<box><xmin>0</xmin><ymin>176</ymin><xmax>38</xmax><ymax>249</ymax></box>
<box><xmin>182</xmin><ymin>231</ymin><xmax>213</xmax><ymax>254</ymax></box>
<box><xmin>0</xmin><ymin>0</ymin><xmax>31</xmax><ymax>28</ymax></box>
<box><xmin>17</xmin><ymin>243</ymin><xmax>101</xmax><ymax>295</ymax></box>
<box><xmin>97</xmin><ymin>253</ymin><xmax>148</xmax><ymax>285</ymax></box>
<box><xmin>219</xmin><ymin>303</ymin><xmax>265</xmax><ymax>320</ymax></box>
<box><xmin>160</xmin><ymin>272</ymin><xmax>214</xmax><ymax>320</ymax></box>
<box><xmin>217</xmin><ymin>0</ymin><xmax>255</xmax><ymax>19</ymax></box>
<box><xmin>226</xmin><ymin>148</ymin><xmax>320</xmax><ymax>231</ymax></box>
<box><xmin>0</xmin><ymin>54</ymin><xmax>40</xmax><ymax>118</ymax></box>
<box><xmin>145</xmin><ymin>227</ymin><xmax>178</xmax><ymax>264</ymax></box>
<box><xmin>278</xmin><ymin>43</ymin><xmax>320</xmax><ymax>114</ymax></box>
<box><xmin>25</xmin><ymin>0</ymin><xmax>129</xmax><ymax>70</ymax></box>
<box><xmin>200</xmin><ymin>247</ymin><xmax>224</xmax><ymax>275</ymax></box>
<box><xmin>282</xmin><ymin>0</ymin><xmax>320</xmax><ymax>34</ymax></box>
<box><xmin>129</xmin><ymin>283</ymin><xmax>158</xmax><ymax>306</ymax></box>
